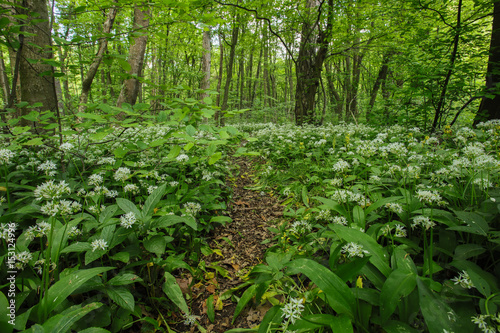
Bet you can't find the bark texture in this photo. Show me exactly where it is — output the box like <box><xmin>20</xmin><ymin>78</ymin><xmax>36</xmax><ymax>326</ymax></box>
<box><xmin>78</xmin><ymin>5</ymin><xmax>117</xmax><ymax>112</ymax></box>
<box><xmin>116</xmin><ymin>5</ymin><xmax>150</xmax><ymax>107</ymax></box>
<box><xmin>474</xmin><ymin>0</ymin><xmax>500</xmax><ymax>124</ymax></box>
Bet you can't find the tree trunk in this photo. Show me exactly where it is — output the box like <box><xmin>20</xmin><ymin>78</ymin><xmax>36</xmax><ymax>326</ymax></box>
<box><xmin>215</xmin><ymin>31</ymin><xmax>224</xmax><ymax>110</ymax></box>
<box><xmin>366</xmin><ymin>51</ymin><xmax>393</xmax><ymax>121</ymax></box>
<box><xmin>219</xmin><ymin>21</ymin><xmax>239</xmax><ymax>126</ymax></box>
<box><xmin>19</xmin><ymin>0</ymin><xmax>58</xmax><ymax>127</ymax></box>
<box><xmin>431</xmin><ymin>0</ymin><xmax>462</xmax><ymax>131</ymax></box>
<box><xmin>0</xmin><ymin>48</ymin><xmax>10</xmax><ymax>105</ymax></box>
<box><xmin>199</xmin><ymin>28</ymin><xmax>211</xmax><ymax>101</ymax></box>
<box><xmin>474</xmin><ymin>0</ymin><xmax>500</xmax><ymax>124</ymax></box>
<box><xmin>116</xmin><ymin>5</ymin><xmax>150</xmax><ymax>107</ymax></box>
<box><xmin>78</xmin><ymin>5</ymin><xmax>117</xmax><ymax>113</ymax></box>
<box><xmin>293</xmin><ymin>0</ymin><xmax>333</xmax><ymax>125</ymax></box>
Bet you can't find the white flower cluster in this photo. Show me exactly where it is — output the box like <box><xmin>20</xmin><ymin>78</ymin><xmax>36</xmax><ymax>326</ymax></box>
<box><xmin>176</xmin><ymin>154</ymin><xmax>189</xmax><ymax>163</ymax></box>
<box><xmin>289</xmin><ymin>220</ymin><xmax>312</xmax><ymax>235</ymax></box>
<box><xmin>124</xmin><ymin>183</ymin><xmax>139</xmax><ymax>194</ymax></box>
<box><xmin>451</xmin><ymin>270</ymin><xmax>474</xmax><ymax>289</ymax></box>
<box><xmin>332</xmin><ymin>159</ymin><xmax>350</xmax><ymax>173</ymax></box>
<box><xmin>25</xmin><ymin>221</ymin><xmax>51</xmax><ymax>240</ymax></box>
<box><xmin>411</xmin><ymin>215</ymin><xmax>436</xmax><ymax>230</ymax></box>
<box><xmin>281</xmin><ymin>298</ymin><xmax>304</xmax><ymax>324</ymax></box>
<box><xmin>120</xmin><ymin>212</ymin><xmax>137</xmax><ymax>229</ymax></box>
<box><xmin>91</xmin><ymin>239</ymin><xmax>108</xmax><ymax>252</ymax></box>
<box><xmin>0</xmin><ymin>149</ymin><xmax>15</xmax><ymax>165</ymax></box>
<box><xmin>114</xmin><ymin>167</ymin><xmax>131</xmax><ymax>182</ymax></box>
<box><xmin>88</xmin><ymin>174</ymin><xmax>104</xmax><ymax>186</ymax></box>
<box><xmin>14</xmin><ymin>251</ymin><xmax>33</xmax><ymax>270</ymax></box>
<box><xmin>183</xmin><ymin>202</ymin><xmax>201</xmax><ymax>216</ymax></box>
<box><xmin>416</xmin><ymin>190</ymin><xmax>442</xmax><ymax>205</ymax></box>
<box><xmin>385</xmin><ymin>203</ymin><xmax>404</xmax><ymax>214</ymax></box>
<box><xmin>37</xmin><ymin>160</ymin><xmax>57</xmax><ymax>176</ymax></box>
<box><xmin>34</xmin><ymin>180</ymin><xmax>71</xmax><ymax>201</ymax></box>
<box><xmin>471</xmin><ymin>313</ymin><xmax>500</xmax><ymax>333</ymax></box>
<box><xmin>41</xmin><ymin>199</ymin><xmax>82</xmax><ymax>216</ymax></box>
<box><xmin>341</xmin><ymin>242</ymin><xmax>369</xmax><ymax>258</ymax></box>
<box><xmin>331</xmin><ymin>189</ymin><xmax>371</xmax><ymax>208</ymax></box>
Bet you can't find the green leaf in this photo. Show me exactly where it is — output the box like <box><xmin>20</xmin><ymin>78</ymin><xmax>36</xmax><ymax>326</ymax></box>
<box><xmin>106</xmin><ymin>287</ymin><xmax>135</xmax><ymax>312</ymax></box>
<box><xmin>186</xmin><ymin>125</ymin><xmax>196</xmax><ymax>136</ymax></box>
<box><xmin>417</xmin><ymin>277</ymin><xmax>459</xmax><ymax>333</ymax></box>
<box><xmin>208</xmin><ymin>152</ymin><xmax>222</xmax><ymax>165</ymax></box>
<box><xmin>331</xmin><ymin>225</ymin><xmax>391</xmax><ymax>277</ymax></box>
<box><xmin>314</xmin><ymin>196</ymin><xmax>348</xmax><ymax>218</ymax></box>
<box><xmin>143</xmin><ymin>235</ymin><xmax>167</xmax><ymax>256</ymax></box>
<box><xmin>163</xmin><ymin>272</ymin><xmax>189</xmax><ymax>314</ymax></box>
<box><xmin>287</xmin><ymin>259</ymin><xmax>355</xmax><ymax>318</ymax></box>
<box><xmin>453</xmin><ymin>244</ymin><xmax>486</xmax><ymax>261</ymax></box>
<box><xmin>257</xmin><ymin>305</ymin><xmax>282</xmax><ymax>333</ymax></box>
<box><xmin>450</xmin><ymin>260</ymin><xmax>496</xmax><ymax>297</ymax></box>
<box><xmin>300</xmin><ymin>314</ymin><xmax>352</xmax><ymax>332</ymax></box>
<box><xmin>61</xmin><ymin>242</ymin><xmax>91</xmax><ymax>253</ymax></box>
<box><xmin>24</xmin><ymin>138</ymin><xmax>43</xmax><ymax>146</ymax></box>
<box><xmin>116</xmin><ymin>198</ymin><xmax>142</xmax><ymax>219</ymax></box>
<box><xmin>113</xmin><ymin>147</ymin><xmax>128</xmax><ymax>159</ymax></box>
<box><xmin>233</xmin><ymin>284</ymin><xmax>258</xmax><ymax>324</ymax></box>
<box><xmin>142</xmin><ymin>184</ymin><xmax>166</xmax><ymax>218</ymax></box>
<box><xmin>153</xmin><ymin>215</ymin><xmax>197</xmax><ymax>230</ymax></box>
<box><xmin>383</xmin><ymin>320</ymin><xmax>420</xmax><ymax>333</ymax></box>
<box><xmin>449</xmin><ymin>210</ymin><xmax>488</xmax><ymax>236</ymax></box>
<box><xmin>38</xmin><ymin>267</ymin><xmax>113</xmax><ymax>318</ymax></box>
<box><xmin>380</xmin><ymin>269</ymin><xmax>417</xmax><ymax>322</ymax></box>
<box><xmin>42</xmin><ymin>302</ymin><xmax>102</xmax><ymax>333</ymax></box>
<box><xmin>207</xmin><ymin>295</ymin><xmax>215</xmax><ymax>323</ymax></box>
<box><xmin>76</xmin><ymin>112</ymin><xmax>105</xmax><ymax>122</ymax></box>
<box><xmin>107</xmin><ymin>273</ymin><xmax>142</xmax><ymax>286</ymax></box>
<box><xmin>302</xmin><ymin>186</ymin><xmax>309</xmax><ymax>207</ymax></box>
<box><xmin>0</xmin><ymin>17</ymin><xmax>10</xmax><ymax>29</ymax></box>
<box><xmin>219</xmin><ymin>130</ymin><xmax>230</xmax><ymax>139</ymax></box>
<box><xmin>210</xmin><ymin>216</ymin><xmax>232</xmax><ymax>225</ymax></box>
<box><xmin>79</xmin><ymin>328</ymin><xmax>111</xmax><ymax>333</ymax></box>
<box><xmin>167</xmin><ymin>145</ymin><xmax>182</xmax><ymax>159</ymax></box>
<box><xmin>352</xmin><ymin>206</ymin><xmax>365</xmax><ymax>229</ymax></box>
<box><xmin>365</xmin><ymin>196</ymin><xmax>403</xmax><ymax>215</ymax></box>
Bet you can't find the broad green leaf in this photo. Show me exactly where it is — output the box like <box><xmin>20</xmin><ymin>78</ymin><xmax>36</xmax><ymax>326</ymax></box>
<box><xmin>257</xmin><ymin>305</ymin><xmax>282</xmax><ymax>333</ymax></box>
<box><xmin>113</xmin><ymin>147</ymin><xmax>128</xmax><ymax>159</ymax></box>
<box><xmin>219</xmin><ymin>130</ymin><xmax>230</xmax><ymax>139</ymax></box>
<box><xmin>116</xmin><ymin>198</ymin><xmax>142</xmax><ymax>219</ymax></box>
<box><xmin>208</xmin><ymin>152</ymin><xmax>222</xmax><ymax>165</ymax></box>
<box><xmin>298</xmin><ymin>314</ymin><xmax>352</xmax><ymax>332</ymax></box>
<box><xmin>167</xmin><ymin>145</ymin><xmax>182</xmax><ymax>159</ymax></box>
<box><xmin>163</xmin><ymin>272</ymin><xmax>189</xmax><ymax>314</ymax></box>
<box><xmin>287</xmin><ymin>259</ymin><xmax>355</xmax><ymax>318</ymax></box>
<box><xmin>61</xmin><ymin>241</ymin><xmax>91</xmax><ymax>253</ymax></box>
<box><xmin>42</xmin><ymin>302</ymin><xmax>102</xmax><ymax>333</ymax></box>
<box><xmin>210</xmin><ymin>216</ymin><xmax>232</xmax><ymax>225</ymax></box>
<box><xmin>352</xmin><ymin>206</ymin><xmax>365</xmax><ymax>229</ymax></box>
<box><xmin>365</xmin><ymin>196</ymin><xmax>403</xmax><ymax>215</ymax></box>
<box><xmin>314</xmin><ymin>196</ymin><xmax>348</xmax><ymax>218</ymax></box>
<box><xmin>142</xmin><ymin>184</ymin><xmax>166</xmax><ymax>217</ymax></box>
<box><xmin>76</xmin><ymin>112</ymin><xmax>105</xmax><ymax>122</ymax></box>
<box><xmin>207</xmin><ymin>295</ymin><xmax>215</xmax><ymax>323</ymax></box>
<box><xmin>143</xmin><ymin>235</ymin><xmax>167</xmax><ymax>256</ymax></box>
<box><xmin>79</xmin><ymin>328</ymin><xmax>111</xmax><ymax>333</ymax></box>
<box><xmin>417</xmin><ymin>277</ymin><xmax>459</xmax><ymax>333</ymax></box>
<box><xmin>331</xmin><ymin>225</ymin><xmax>391</xmax><ymax>277</ymax></box>
<box><xmin>106</xmin><ymin>287</ymin><xmax>135</xmax><ymax>312</ymax></box>
<box><xmin>186</xmin><ymin>125</ymin><xmax>196</xmax><ymax>136</ymax></box>
<box><xmin>383</xmin><ymin>320</ymin><xmax>420</xmax><ymax>333</ymax></box>
<box><xmin>24</xmin><ymin>138</ymin><xmax>43</xmax><ymax>146</ymax></box>
<box><xmin>450</xmin><ymin>260</ymin><xmax>496</xmax><ymax>297</ymax></box>
<box><xmin>233</xmin><ymin>284</ymin><xmax>258</xmax><ymax>323</ymax></box>
<box><xmin>380</xmin><ymin>269</ymin><xmax>417</xmax><ymax>322</ymax></box>
<box><xmin>184</xmin><ymin>142</ymin><xmax>194</xmax><ymax>151</ymax></box>
<box><xmin>449</xmin><ymin>210</ymin><xmax>488</xmax><ymax>236</ymax></box>
<box><xmin>453</xmin><ymin>244</ymin><xmax>485</xmax><ymax>261</ymax></box>
<box><xmin>302</xmin><ymin>186</ymin><xmax>309</xmax><ymax>207</ymax></box>
<box><xmin>335</xmin><ymin>256</ymin><xmax>370</xmax><ymax>282</ymax></box>
<box><xmin>153</xmin><ymin>215</ymin><xmax>197</xmax><ymax>230</ymax></box>
<box><xmin>107</xmin><ymin>274</ymin><xmax>142</xmax><ymax>286</ymax></box>
<box><xmin>38</xmin><ymin>267</ymin><xmax>113</xmax><ymax>317</ymax></box>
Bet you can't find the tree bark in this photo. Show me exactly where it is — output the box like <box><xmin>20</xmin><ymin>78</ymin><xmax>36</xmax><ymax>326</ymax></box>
<box><xmin>219</xmin><ymin>20</ymin><xmax>239</xmax><ymax>126</ymax></box>
<box><xmin>19</xmin><ymin>0</ymin><xmax>58</xmax><ymax>127</ymax></box>
<box><xmin>293</xmin><ymin>0</ymin><xmax>333</xmax><ymax>125</ymax></box>
<box><xmin>366</xmin><ymin>51</ymin><xmax>393</xmax><ymax>121</ymax></box>
<box><xmin>116</xmin><ymin>5</ymin><xmax>150</xmax><ymax>107</ymax></box>
<box><xmin>78</xmin><ymin>5</ymin><xmax>117</xmax><ymax>112</ymax></box>
<box><xmin>200</xmin><ymin>28</ymin><xmax>212</xmax><ymax>101</ymax></box>
<box><xmin>0</xmin><ymin>48</ymin><xmax>10</xmax><ymax>105</ymax></box>
<box><xmin>474</xmin><ymin>0</ymin><xmax>500</xmax><ymax>124</ymax></box>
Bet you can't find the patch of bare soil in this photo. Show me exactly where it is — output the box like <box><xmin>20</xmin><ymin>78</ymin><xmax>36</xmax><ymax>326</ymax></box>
<box><xmin>169</xmin><ymin>156</ymin><xmax>283</xmax><ymax>333</ymax></box>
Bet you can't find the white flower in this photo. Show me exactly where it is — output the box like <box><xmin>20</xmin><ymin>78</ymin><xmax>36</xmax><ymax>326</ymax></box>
<box><xmin>124</xmin><ymin>183</ymin><xmax>139</xmax><ymax>194</ymax></box>
<box><xmin>176</xmin><ymin>154</ymin><xmax>189</xmax><ymax>163</ymax></box>
<box><xmin>416</xmin><ymin>190</ymin><xmax>442</xmax><ymax>205</ymax></box>
<box><xmin>183</xmin><ymin>313</ymin><xmax>198</xmax><ymax>326</ymax></box>
<box><xmin>394</xmin><ymin>224</ymin><xmax>407</xmax><ymax>238</ymax></box>
<box><xmin>120</xmin><ymin>212</ymin><xmax>137</xmax><ymax>229</ymax></box>
<box><xmin>386</xmin><ymin>203</ymin><xmax>403</xmax><ymax>214</ymax></box>
<box><xmin>147</xmin><ymin>185</ymin><xmax>158</xmax><ymax>194</ymax></box>
<box><xmin>67</xmin><ymin>226</ymin><xmax>82</xmax><ymax>238</ymax></box>
<box><xmin>331</xmin><ymin>216</ymin><xmax>348</xmax><ymax>226</ymax></box>
<box><xmin>88</xmin><ymin>174</ymin><xmax>104</xmax><ymax>186</ymax></box>
<box><xmin>0</xmin><ymin>149</ymin><xmax>15</xmax><ymax>164</ymax></box>
<box><xmin>60</xmin><ymin>142</ymin><xmax>74</xmax><ymax>151</ymax></box>
<box><xmin>411</xmin><ymin>215</ymin><xmax>436</xmax><ymax>230</ymax></box>
<box><xmin>451</xmin><ymin>270</ymin><xmax>474</xmax><ymax>289</ymax></box>
<box><xmin>14</xmin><ymin>251</ymin><xmax>33</xmax><ymax>269</ymax></box>
<box><xmin>341</xmin><ymin>242</ymin><xmax>369</xmax><ymax>258</ymax></box>
<box><xmin>91</xmin><ymin>239</ymin><xmax>108</xmax><ymax>252</ymax></box>
<box><xmin>114</xmin><ymin>167</ymin><xmax>131</xmax><ymax>182</ymax></box>
<box><xmin>34</xmin><ymin>180</ymin><xmax>71</xmax><ymax>201</ymax></box>
<box><xmin>332</xmin><ymin>159</ymin><xmax>350</xmax><ymax>173</ymax></box>
<box><xmin>281</xmin><ymin>298</ymin><xmax>304</xmax><ymax>324</ymax></box>
<box><xmin>97</xmin><ymin>157</ymin><xmax>116</xmax><ymax>165</ymax></box>
<box><xmin>37</xmin><ymin>161</ymin><xmax>57</xmax><ymax>175</ymax></box>
<box><xmin>183</xmin><ymin>202</ymin><xmax>201</xmax><ymax>216</ymax></box>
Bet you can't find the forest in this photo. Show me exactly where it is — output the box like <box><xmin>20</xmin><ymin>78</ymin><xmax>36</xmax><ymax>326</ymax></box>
<box><xmin>0</xmin><ymin>0</ymin><xmax>499</xmax><ymax>332</ymax></box>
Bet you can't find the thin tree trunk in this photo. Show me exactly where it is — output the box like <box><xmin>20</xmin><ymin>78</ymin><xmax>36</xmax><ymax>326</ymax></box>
<box><xmin>200</xmin><ymin>28</ymin><xmax>211</xmax><ymax>101</ymax></box>
<box><xmin>215</xmin><ymin>31</ymin><xmax>224</xmax><ymax>109</ymax></box>
<box><xmin>219</xmin><ymin>20</ymin><xmax>239</xmax><ymax>126</ymax></box>
<box><xmin>0</xmin><ymin>48</ymin><xmax>10</xmax><ymax>105</ymax></box>
<box><xmin>78</xmin><ymin>5</ymin><xmax>117</xmax><ymax>112</ymax></box>
<box><xmin>366</xmin><ymin>51</ymin><xmax>393</xmax><ymax>121</ymax></box>
<box><xmin>116</xmin><ymin>5</ymin><xmax>150</xmax><ymax>107</ymax></box>
<box><xmin>431</xmin><ymin>0</ymin><xmax>462</xmax><ymax>131</ymax></box>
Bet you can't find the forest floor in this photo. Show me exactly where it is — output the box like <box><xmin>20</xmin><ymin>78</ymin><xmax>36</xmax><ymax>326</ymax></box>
<box><xmin>169</xmin><ymin>156</ymin><xmax>284</xmax><ymax>333</ymax></box>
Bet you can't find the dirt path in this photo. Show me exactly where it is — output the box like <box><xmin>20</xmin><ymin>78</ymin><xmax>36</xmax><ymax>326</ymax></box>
<box><xmin>170</xmin><ymin>156</ymin><xmax>283</xmax><ymax>332</ymax></box>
